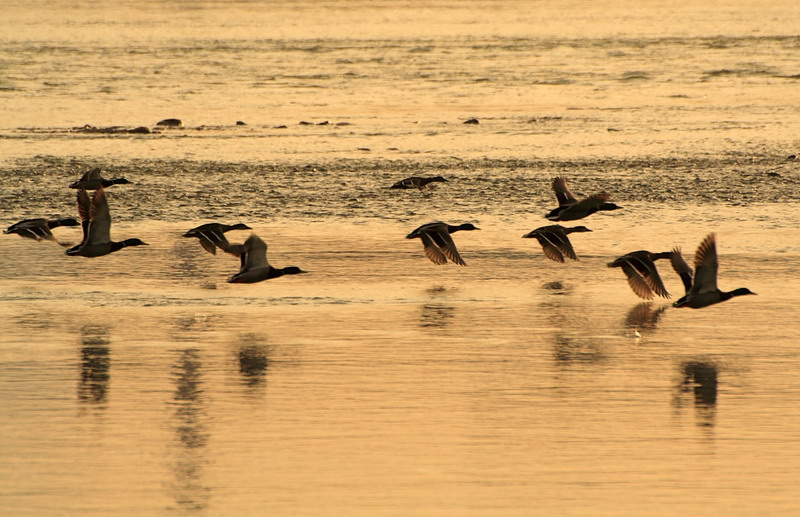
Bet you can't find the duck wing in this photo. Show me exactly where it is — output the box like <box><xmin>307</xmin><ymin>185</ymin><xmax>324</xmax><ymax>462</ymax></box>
<box><xmin>431</xmin><ymin>228</ymin><xmax>466</xmax><ymax>266</ymax></box>
<box><xmin>628</xmin><ymin>255</ymin><xmax>670</xmax><ymax>299</ymax></box>
<box><xmin>225</xmin><ymin>243</ymin><xmax>244</xmax><ymax>261</ymax></box>
<box><xmin>528</xmin><ymin>228</ymin><xmax>568</xmax><ymax>262</ymax></box>
<box><xmin>691</xmin><ymin>233</ymin><xmax>719</xmax><ymax>294</ymax></box>
<box><xmin>197</xmin><ymin>227</ymin><xmax>230</xmax><ymax>255</ymax></box>
<box><xmin>618</xmin><ymin>259</ymin><xmax>656</xmax><ymax>300</ymax></box>
<box><xmin>552</xmin><ymin>177</ymin><xmax>577</xmax><ymax>206</ymax></box>
<box><xmin>69</xmin><ymin>169</ymin><xmax>90</xmax><ymax>188</ymax></box>
<box><xmin>70</xmin><ymin>168</ymin><xmax>103</xmax><ymax>188</ymax></box>
<box><xmin>392</xmin><ymin>177</ymin><xmax>419</xmax><ymax>189</ymax></box>
<box><xmin>571</xmin><ymin>192</ymin><xmax>612</xmax><ymax>211</ymax></box>
<box><xmin>406</xmin><ymin>222</ymin><xmax>439</xmax><ymax>239</ymax></box>
<box><xmin>240</xmin><ymin>233</ymin><xmax>269</xmax><ymax>271</ymax></box>
<box><xmin>419</xmin><ymin>232</ymin><xmax>448</xmax><ymax>265</ymax></box>
<box><xmin>549</xmin><ymin>228</ymin><xmax>578</xmax><ymax>261</ymax></box>
<box><xmin>6</xmin><ymin>219</ymin><xmax>51</xmax><ymax>240</ymax></box>
<box><xmin>87</xmin><ymin>187</ymin><xmax>112</xmax><ymax>244</ymax></box>
<box><xmin>86</xmin><ymin>168</ymin><xmax>102</xmax><ymax>181</ymax></box>
<box><xmin>669</xmin><ymin>248</ymin><xmax>693</xmax><ymax>294</ymax></box>
<box><xmin>538</xmin><ymin>235</ymin><xmax>567</xmax><ymax>262</ymax></box>
<box><xmin>28</xmin><ymin>222</ymin><xmax>56</xmax><ymax>241</ymax></box>
<box><xmin>75</xmin><ymin>189</ymin><xmax>92</xmax><ymax>245</ymax></box>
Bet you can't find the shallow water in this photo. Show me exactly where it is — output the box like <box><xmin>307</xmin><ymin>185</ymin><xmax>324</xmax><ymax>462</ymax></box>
<box><xmin>2</xmin><ymin>1</ymin><xmax>800</xmax><ymax>516</ymax></box>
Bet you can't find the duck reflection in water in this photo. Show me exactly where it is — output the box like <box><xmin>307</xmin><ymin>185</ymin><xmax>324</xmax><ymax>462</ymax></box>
<box><xmin>541</xmin><ymin>281</ymin><xmax>572</xmax><ymax>295</ymax></box>
<box><xmin>624</xmin><ymin>302</ymin><xmax>668</xmax><ymax>338</ymax></box>
<box><xmin>420</xmin><ymin>304</ymin><xmax>457</xmax><ymax>328</ymax></box>
<box><xmin>168</xmin><ymin>349</ymin><xmax>210</xmax><ymax>512</ymax></box>
<box><xmin>552</xmin><ymin>335</ymin><xmax>607</xmax><ymax>365</ymax></box>
<box><xmin>78</xmin><ymin>325</ymin><xmax>111</xmax><ymax>408</ymax></box>
<box><xmin>539</xmin><ymin>288</ymin><xmax>607</xmax><ymax>366</ymax></box>
<box><xmin>674</xmin><ymin>360</ymin><xmax>718</xmax><ymax>428</ymax></box>
<box><xmin>420</xmin><ymin>286</ymin><xmax>457</xmax><ymax>328</ymax></box>
<box><xmin>238</xmin><ymin>334</ymin><xmax>270</xmax><ymax>390</ymax></box>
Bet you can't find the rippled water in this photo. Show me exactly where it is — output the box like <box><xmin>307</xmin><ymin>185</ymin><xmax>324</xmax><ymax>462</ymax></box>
<box><xmin>2</xmin><ymin>1</ymin><xmax>800</xmax><ymax>516</ymax></box>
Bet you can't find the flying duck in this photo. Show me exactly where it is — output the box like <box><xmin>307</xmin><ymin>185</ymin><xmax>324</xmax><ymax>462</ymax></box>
<box><xmin>69</xmin><ymin>168</ymin><xmax>132</xmax><ymax>189</ymax></box>
<box><xmin>608</xmin><ymin>250</ymin><xmax>674</xmax><ymax>300</ymax></box>
<box><xmin>545</xmin><ymin>177</ymin><xmax>621</xmax><ymax>221</ymax></box>
<box><xmin>672</xmin><ymin>234</ymin><xmax>756</xmax><ymax>308</ymax></box>
<box><xmin>390</xmin><ymin>176</ymin><xmax>448</xmax><ymax>190</ymax></box>
<box><xmin>406</xmin><ymin>222</ymin><xmax>479</xmax><ymax>266</ymax></box>
<box><xmin>4</xmin><ymin>217</ymin><xmax>79</xmax><ymax>245</ymax></box>
<box><xmin>65</xmin><ymin>188</ymin><xmax>147</xmax><ymax>257</ymax></box>
<box><xmin>183</xmin><ymin>222</ymin><xmax>251</xmax><ymax>255</ymax></box>
<box><xmin>228</xmin><ymin>233</ymin><xmax>307</xmax><ymax>283</ymax></box>
<box><xmin>523</xmin><ymin>225</ymin><xmax>592</xmax><ymax>262</ymax></box>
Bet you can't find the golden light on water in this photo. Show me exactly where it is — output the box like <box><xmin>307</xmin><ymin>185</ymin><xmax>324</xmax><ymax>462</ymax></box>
<box><xmin>2</xmin><ymin>1</ymin><xmax>800</xmax><ymax>515</ymax></box>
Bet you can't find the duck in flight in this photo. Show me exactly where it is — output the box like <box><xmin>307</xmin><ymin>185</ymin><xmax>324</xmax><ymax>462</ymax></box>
<box><xmin>65</xmin><ymin>188</ymin><xmax>147</xmax><ymax>257</ymax></box>
<box><xmin>390</xmin><ymin>176</ymin><xmax>448</xmax><ymax>190</ymax></box>
<box><xmin>608</xmin><ymin>250</ymin><xmax>674</xmax><ymax>300</ymax></box>
<box><xmin>184</xmin><ymin>222</ymin><xmax>251</xmax><ymax>255</ymax></box>
<box><xmin>69</xmin><ymin>168</ymin><xmax>132</xmax><ymax>190</ymax></box>
<box><xmin>4</xmin><ymin>217</ymin><xmax>79</xmax><ymax>246</ymax></box>
<box><xmin>523</xmin><ymin>224</ymin><xmax>592</xmax><ymax>263</ymax></box>
<box><xmin>406</xmin><ymin>221</ymin><xmax>479</xmax><ymax>266</ymax></box>
<box><xmin>671</xmin><ymin>233</ymin><xmax>756</xmax><ymax>308</ymax></box>
<box><xmin>545</xmin><ymin>177</ymin><xmax>621</xmax><ymax>221</ymax></box>
<box><xmin>228</xmin><ymin>233</ymin><xmax>307</xmax><ymax>283</ymax></box>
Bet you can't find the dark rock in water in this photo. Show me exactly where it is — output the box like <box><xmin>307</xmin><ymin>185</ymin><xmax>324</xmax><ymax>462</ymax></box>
<box><xmin>463</xmin><ymin>118</ymin><xmax>480</xmax><ymax>125</ymax></box>
<box><xmin>788</xmin><ymin>154</ymin><xmax>798</xmax><ymax>161</ymax></box>
<box><xmin>156</xmin><ymin>118</ymin><xmax>182</xmax><ymax>127</ymax></box>
<box><xmin>298</xmin><ymin>121</ymin><xmax>314</xmax><ymax>125</ymax></box>
<box><xmin>236</xmin><ymin>121</ymin><xmax>247</xmax><ymax>126</ymax></box>
<box><xmin>274</xmin><ymin>125</ymin><xmax>288</xmax><ymax>129</ymax></box>
<box><xmin>317</xmin><ymin>120</ymin><xmax>330</xmax><ymax>126</ymax></box>
<box><xmin>73</xmin><ymin>125</ymin><xmax>150</xmax><ymax>134</ymax></box>
<box><xmin>336</xmin><ymin>122</ymin><xmax>352</xmax><ymax>126</ymax></box>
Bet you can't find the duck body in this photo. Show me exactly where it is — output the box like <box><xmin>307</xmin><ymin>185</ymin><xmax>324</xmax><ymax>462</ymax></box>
<box><xmin>391</xmin><ymin>176</ymin><xmax>448</xmax><ymax>190</ymax></box>
<box><xmin>672</xmin><ymin>233</ymin><xmax>756</xmax><ymax>308</ymax></box>
<box><xmin>69</xmin><ymin>168</ymin><xmax>131</xmax><ymax>190</ymax></box>
<box><xmin>523</xmin><ymin>224</ymin><xmax>591</xmax><ymax>262</ymax></box>
<box><xmin>184</xmin><ymin>222</ymin><xmax>251</xmax><ymax>255</ymax></box>
<box><xmin>65</xmin><ymin>187</ymin><xmax>148</xmax><ymax>257</ymax></box>
<box><xmin>66</xmin><ymin>238</ymin><xmax>148</xmax><ymax>257</ymax></box>
<box><xmin>545</xmin><ymin>177</ymin><xmax>621</xmax><ymax>221</ymax></box>
<box><xmin>406</xmin><ymin>222</ymin><xmax>479</xmax><ymax>266</ymax></box>
<box><xmin>227</xmin><ymin>233</ymin><xmax>307</xmax><ymax>283</ymax></box>
<box><xmin>5</xmin><ymin>217</ymin><xmax>79</xmax><ymax>242</ymax></box>
<box><xmin>608</xmin><ymin>250</ymin><xmax>673</xmax><ymax>300</ymax></box>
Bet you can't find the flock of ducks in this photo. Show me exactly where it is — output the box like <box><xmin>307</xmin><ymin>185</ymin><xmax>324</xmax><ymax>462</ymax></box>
<box><xmin>387</xmin><ymin>175</ymin><xmax>754</xmax><ymax>309</ymax></box>
<box><xmin>4</xmin><ymin>169</ymin><xmax>755</xmax><ymax>308</ymax></box>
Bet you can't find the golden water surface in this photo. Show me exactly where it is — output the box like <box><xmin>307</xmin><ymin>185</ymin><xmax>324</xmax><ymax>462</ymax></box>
<box><xmin>1</xmin><ymin>1</ymin><xmax>800</xmax><ymax>516</ymax></box>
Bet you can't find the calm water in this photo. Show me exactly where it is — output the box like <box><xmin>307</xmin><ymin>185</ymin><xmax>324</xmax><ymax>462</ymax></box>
<box><xmin>2</xmin><ymin>1</ymin><xmax>800</xmax><ymax>516</ymax></box>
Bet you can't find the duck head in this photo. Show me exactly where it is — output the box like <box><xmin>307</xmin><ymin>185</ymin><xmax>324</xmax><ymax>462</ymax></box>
<box><xmin>457</xmin><ymin>223</ymin><xmax>480</xmax><ymax>231</ymax></box>
<box><xmin>121</xmin><ymin>238</ymin><xmax>148</xmax><ymax>248</ymax></box>
<box><xmin>599</xmin><ymin>202</ymin><xmax>622</xmax><ymax>211</ymax></box>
